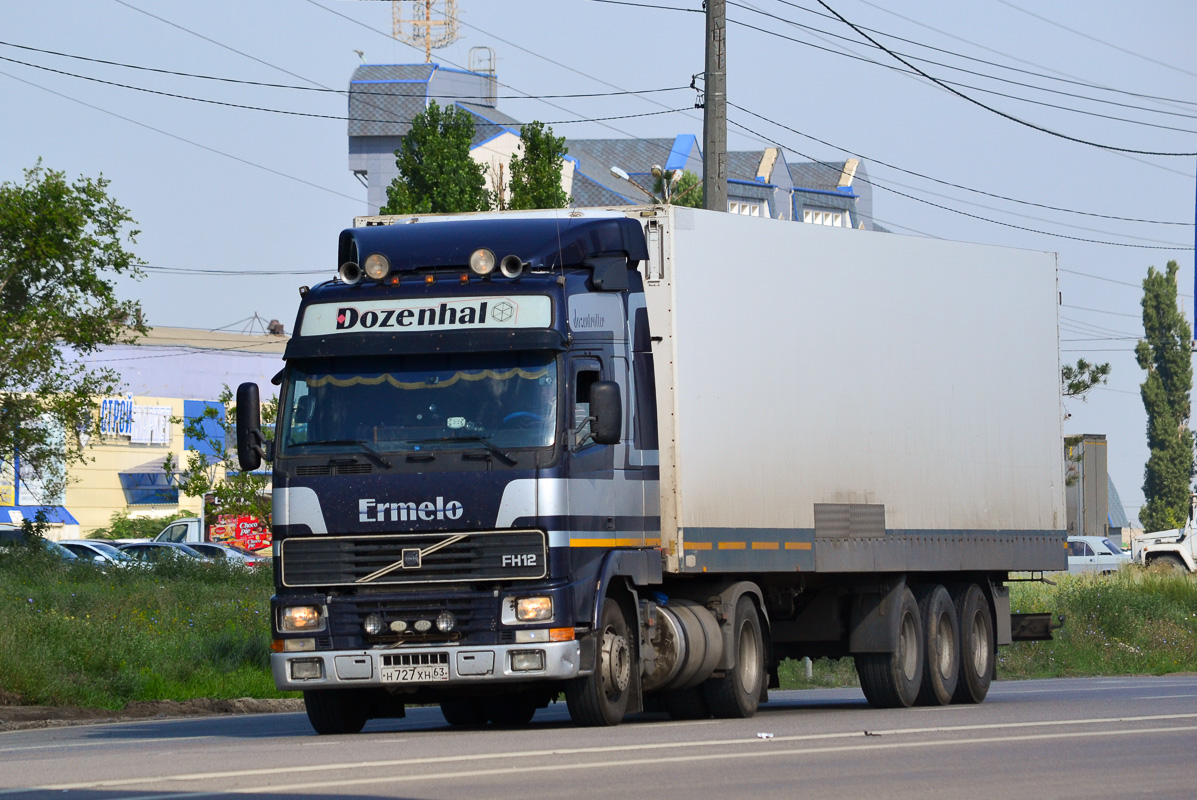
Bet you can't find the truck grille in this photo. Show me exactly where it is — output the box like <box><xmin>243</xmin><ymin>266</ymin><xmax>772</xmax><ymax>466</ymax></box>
<box><xmin>329</xmin><ymin>592</ymin><xmax>495</xmax><ymax>646</ymax></box>
<box><xmin>281</xmin><ymin>530</ymin><xmax>546</xmax><ymax>587</ymax></box>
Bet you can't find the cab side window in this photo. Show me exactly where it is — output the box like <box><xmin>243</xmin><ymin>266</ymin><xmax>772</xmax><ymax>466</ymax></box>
<box><xmin>573</xmin><ymin>360</ymin><xmax>601</xmax><ymax>445</ymax></box>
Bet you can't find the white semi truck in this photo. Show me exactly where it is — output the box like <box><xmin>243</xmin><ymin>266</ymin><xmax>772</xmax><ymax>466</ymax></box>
<box><xmin>236</xmin><ymin>205</ymin><xmax>1066</xmax><ymax>733</ymax></box>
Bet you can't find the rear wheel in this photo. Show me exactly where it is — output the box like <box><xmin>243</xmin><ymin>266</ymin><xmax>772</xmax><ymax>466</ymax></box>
<box><xmin>914</xmin><ymin>585</ymin><xmax>959</xmax><ymax>706</ymax></box>
<box><xmin>303</xmin><ymin>689</ymin><xmax>368</xmax><ymax>735</ymax></box>
<box><xmin>440</xmin><ymin>698</ymin><xmax>488</xmax><ymax>727</ymax></box>
<box><xmin>565</xmin><ymin>597</ymin><xmax>632</xmax><ymax>726</ymax></box>
<box><xmin>855</xmin><ymin>586</ymin><xmax>923</xmax><ymax>709</ymax></box>
<box><xmin>485</xmin><ymin>692</ymin><xmax>539</xmax><ymax>727</ymax></box>
<box><xmin>703</xmin><ymin>596</ymin><xmax>765</xmax><ymax>718</ymax></box>
<box><xmin>952</xmin><ymin>583</ymin><xmax>994</xmax><ymax>704</ymax></box>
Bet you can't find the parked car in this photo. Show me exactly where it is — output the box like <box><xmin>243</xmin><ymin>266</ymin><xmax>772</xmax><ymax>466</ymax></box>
<box><xmin>59</xmin><ymin>539</ymin><xmax>138</xmax><ymax>567</ymax></box>
<box><xmin>1066</xmin><ymin>536</ymin><xmax>1131</xmax><ymax>574</ymax></box>
<box><xmin>117</xmin><ymin>541</ymin><xmax>207</xmax><ymax>565</ymax></box>
<box><xmin>0</xmin><ymin>534</ymin><xmax>79</xmax><ymax>562</ymax></box>
<box><xmin>187</xmin><ymin>541</ymin><xmax>270</xmax><ymax>567</ymax></box>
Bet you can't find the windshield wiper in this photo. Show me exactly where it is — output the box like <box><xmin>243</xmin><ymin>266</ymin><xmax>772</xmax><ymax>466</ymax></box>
<box><xmin>295</xmin><ymin>439</ymin><xmax>392</xmax><ymax>469</ymax></box>
<box><xmin>405</xmin><ymin>435</ymin><xmax>517</xmax><ymax>466</ymax></box>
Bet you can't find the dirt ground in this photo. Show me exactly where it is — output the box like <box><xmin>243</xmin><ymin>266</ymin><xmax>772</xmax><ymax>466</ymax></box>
<box><xmin>0</xmin><ymin>689</ymin><xmax>304</xmax><ymax>731</ymax></box>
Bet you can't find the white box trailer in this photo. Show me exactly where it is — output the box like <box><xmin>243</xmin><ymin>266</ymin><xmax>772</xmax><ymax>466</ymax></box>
<box><xmin>638</xmin><ymin>207</ymin><xmax>1065</xmax><ymax>576</ymax></box>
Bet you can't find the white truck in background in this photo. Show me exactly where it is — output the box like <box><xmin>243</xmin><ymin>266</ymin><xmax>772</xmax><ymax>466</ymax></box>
<box><xmin>1132</xmin><ymin>495</ymin><xmax>1197</xmax><ymax>572</ymax></box>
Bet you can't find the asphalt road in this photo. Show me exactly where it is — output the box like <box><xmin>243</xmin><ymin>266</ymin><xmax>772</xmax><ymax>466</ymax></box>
<box><xmin>1</xmin><ymin>676</ymin><xmax>1195</xmax><ymax>800</ymax></box>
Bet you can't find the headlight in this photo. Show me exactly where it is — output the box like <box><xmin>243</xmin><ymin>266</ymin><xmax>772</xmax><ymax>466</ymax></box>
<box><xmin>436</xmin><ymin>611</ymin><xmax>457</xmax><ymax>632</ymax></box>
<box><xmin>364</xmin><ymin>252</ymin><xmax>390</xmax><ymax>280</ymax></box>
<box><xmin>363</xmin><ymin>613</ymin><xmax>385</xmax><ymax>635</ymax></box>
<box><xmin>516</xmin><ymin>596</ymin><xmax>553</xmax><ymax>622</ymax></box>
<box><xmin>469</xmin><ymin>248</ymin><xmax>496</xmax><ymax>276</ymax></box>
<box><xmin>281</xmin><ymin>605</ymin><xmax>323</xmax><ymax>632</ymax></box>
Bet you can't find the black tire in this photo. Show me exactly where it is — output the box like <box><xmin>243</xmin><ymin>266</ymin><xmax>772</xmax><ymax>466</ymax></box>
<box><xmin>303</xmin><ymin>689</ymin><xmax>368</xmax><ymax>735</ymax></box>
<box><xmin>440</xmin><ymin>698</ymin><xmax>488</xmax><ymax>727</ymax></box>
<box><xmin>914</xmin><ymin>585</ymin><xmax>959</xmax><ymax>706</ymax></box>
<box><xmin>854</xmin><ymin>586</ymin><xmax>923</xmax><ymax>709</ymax></box>
<box><xmin>1150</xmin><ymin>554</ymin><xmax>1188</xmax><ymax>573</ymax></box>
<box><xmin>484</xmin><ymin>693</ymin><xmax>539</xmax><ymax>727</ymax></box>
<box><xmin>661</xmin><ymin>686</ymin><xmax>711</xmax><ymax>720</ymax></box>
<box><xmin>952</xmin><ymin>583</ymin><xmax>994</xmax><ymax>704</ymax></box>
<box><xmin>565</xmin><ymin>597</ymin><xmax>632</xmax><ymax>726</ymax></box>
<box><xmin>703</xmin><ymin>596</ymin><xmax>765</xmax><ymax>718</ymax></box>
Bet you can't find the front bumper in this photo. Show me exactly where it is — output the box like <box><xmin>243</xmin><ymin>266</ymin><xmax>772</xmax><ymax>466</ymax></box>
<box><xmin>272</xmin><ymin>640</ymin><xmax>583</xmax><ymax>691</ymax></box>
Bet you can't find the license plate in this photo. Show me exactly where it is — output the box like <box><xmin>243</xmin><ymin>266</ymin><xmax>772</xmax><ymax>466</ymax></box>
<box><xmin>380</xmin><ymin>664</ymin><xmax>450</xmax><ymax>683</ymax></box>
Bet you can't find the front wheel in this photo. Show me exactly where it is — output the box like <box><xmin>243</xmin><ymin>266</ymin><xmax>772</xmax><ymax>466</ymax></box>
<box><xmin>1150</xmin><ymin>554</ymin><xmax>1188</xmax><ymax>573</ymax></box>
<box><xmin>565</xmin><ymin>597</ymin><xmax>632</xmax><ymax>726</ymax></box>
<box><xmin>303</xmin><ymin>689</ymin><xmax>369</xmax><ymax>735</ymax></box>
<box><xmin>703</xmin><ymin>596</ymin><xmax>765</xmax><ymax>718</ymax></box>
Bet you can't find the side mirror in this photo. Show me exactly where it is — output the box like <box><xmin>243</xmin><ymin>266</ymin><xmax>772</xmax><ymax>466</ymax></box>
<box><xmin>236</xmin><ymin>382</ymin><xmax>265</xmax><ymax>471</ymax></box>
<box><xmin>589</xmin><ymin>381</ymin><xmax>622</xmax><ymax>445</ymax></box>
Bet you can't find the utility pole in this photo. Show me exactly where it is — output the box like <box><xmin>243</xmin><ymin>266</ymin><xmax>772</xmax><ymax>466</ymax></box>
<box><xmin>703</xmin><ymin>0</ymin><xmax>727</xmax><ymax>212</ymax></box>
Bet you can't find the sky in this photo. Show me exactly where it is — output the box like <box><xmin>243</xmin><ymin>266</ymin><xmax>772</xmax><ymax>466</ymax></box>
<box><xmin>2</xmin><ymin>0</ymin><xmax>1195</xmax><ymax>526</ymax></box>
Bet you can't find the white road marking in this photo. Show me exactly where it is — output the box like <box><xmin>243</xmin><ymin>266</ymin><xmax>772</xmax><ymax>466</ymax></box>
<box><xmin>103</xmin><ymin>724</ymin><xmax>1197</xmax><ymax>799</ymax></box>
<box><xmin>0</xmin><ymin>736</ymin><xmax>213</xmax><ymax>754</ymax></box>
<box><xmin>10</xmin><ymin>712</ymin><xmax>1197</xmax><ymax>794</ymax></box>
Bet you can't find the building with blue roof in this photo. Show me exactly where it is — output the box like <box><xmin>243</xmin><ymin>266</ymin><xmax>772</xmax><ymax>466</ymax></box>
<box><xmin>347</xmin><ymin>61</ymin><xmax>875</xmax><ymax>228</ymax></box>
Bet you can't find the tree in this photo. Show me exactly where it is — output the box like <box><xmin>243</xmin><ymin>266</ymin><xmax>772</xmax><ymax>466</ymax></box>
<box><xmin>1062</xmin><ymin>358</ymin><xmax>1111</xmax><ymax>399</ymax></box>
<box><xmin>165</xmin><ymin>385</ymin><xmax>276</xmax><ymax>526</ymax></box>
<box><xmin>380</xmin><ymin>101</ymin><xmax>491</xmax><ymax>215</ymax></box>
<box><xmin>0</xmin><ymin>162</ymin><xmax>145</xmax><ymax>504</ymax></box>
<box><xmin>654</xmin><ymin>169</ymin><xmax>703</xmax><ymax>209</ymax></box>
<box><xmin>508</xmin><ymin>121</ymin><xmax>571</xmax><ymax>210</ymax></box>
<box><xmin>1136</xmin><ymin>260</ymin><xmax>1194</xmax><ymax>531</ymax></box>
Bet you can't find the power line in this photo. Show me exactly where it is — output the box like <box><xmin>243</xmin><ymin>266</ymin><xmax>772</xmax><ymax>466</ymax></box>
<box><xmin>810</xmin><ymin>0</ymin><xmax>1197</xmax><ymax>157</ymax></box>
<box><xmin>0</xmin><ymin>39</ymin><xmax>690</xmax><ymax>101</ymax></box>
<box><xmin>0</xmin><ymin>68</ymin><xmax>361</xmax><ymax>203</ymax></box>
<box><xmin>1062</xmin><ymin>304</ymin><xmax>1142</xmax><ymax>319</ymax></box>
<box><xmin>0</xmin><ymin>53</ymin><xmax>691</xmax><ymax>127</ymax></box>
<box><xmin>727</xmin><ymin>104</ymin><xmax>1195</xmax><ymax>250</ymax></box>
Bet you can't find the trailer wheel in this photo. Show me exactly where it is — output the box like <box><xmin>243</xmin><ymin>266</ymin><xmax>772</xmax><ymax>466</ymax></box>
<box><xmin>440</xmin><ymin>698</ymin><xmax>488</xmax><ymax>727</ymax></box>
<box><xmin>854</xmin><ymin>586</ymin><xmax>922</xmax><ymax>709</ymax></box>
<box><xmin>303</xmin><ymin>689</ymin><xmax>369</xmax><ymax>735</ymax></box>
<box><xmin>661</xmin><ymin>687</ymin><xmax>710</xmax><ymax>719</ymax></box>
<box><xmin>951</xmin><ymin>583</ymin><xmax>994</xmax><ymax>704</ymax></box>
<box><xmin>703</xmin><ymin>596</ymin><xmax>765</xmax><ymax>718</ymax></box>
<box><xmin>565</xmin><ymin>598</ymin><xmax>631</xmax><ymax>726</ymax></box>
<box><xmin>914</xmin><ymin>585</ymin><xmax>959</xmax><ymax>706</ymax></box>
<box><xmin>1149</xmin><ymin>554</ymin><xmax>1187</xmax><ymax>573</ymax></box>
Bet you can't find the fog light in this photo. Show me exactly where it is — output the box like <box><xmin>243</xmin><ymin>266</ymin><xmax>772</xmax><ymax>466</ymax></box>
<box><xmin>290</xmin><ymin>659</ymin><xmax>323</xmax><ymax>680</ymax></box>
<box><xmin>284</xmin><ymin>638</ymin><xmax>316</xmax><ymax>652</ymax></box>
<box><xmin>282</xmin><ymin>605</ymin><xmax>322</xmax><ymax>632</ymax></box>
<box><xmin>390</xmin><ymin>619</ymin><xmax>408</xmax><ymax>633</ymax></box>
<box><xmin>436</xmin><ymin>611</ymin><xmax>456</xmax><ymax>632</ymax></box>
<box><xmin>414</xmin><ymin>619</ymin><xmax>432</xmax><ymax>633</ymax></box>
<box><xmin>363</xmin><ymin>613</ymin><xmax>385</xmax><ymax>635</ymax></box>
<box><xmin>511</xmin><ymin>650</ymin><xmax>545</xmax><ymax>672</ymax></box>
<box><xmin>516</xmin><ymin>596</ymin><xmax>553</xmax><ymax>622</ymax></box>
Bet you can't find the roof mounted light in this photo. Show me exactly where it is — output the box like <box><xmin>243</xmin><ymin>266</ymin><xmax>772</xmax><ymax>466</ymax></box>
<box><xmin>469</xmin><ymin>248</ymin><xmax>496</xmax><ymax>277</ymax></box>
<box><xmin>363</xmin><ymin>253</ymin><xmax>390</xmax><ymax>281</ymax></box>
<box><xmin>338</xmin><ymin>261</ymin><xmax>362</xmax><ymax>285</ymax></box>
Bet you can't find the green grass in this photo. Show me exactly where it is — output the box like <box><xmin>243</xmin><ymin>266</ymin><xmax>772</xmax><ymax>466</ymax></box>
<box><xmin>3</xmin><ymin>542</ymin><xmax>1195</xmax><ymax>707</ymax></box>
<box><xmin>0</xmin><ymin>542</ymin><xmax>292</xmax><ymax>708</ymax></box>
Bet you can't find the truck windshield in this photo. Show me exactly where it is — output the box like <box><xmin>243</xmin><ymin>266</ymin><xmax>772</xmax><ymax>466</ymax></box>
<box><xmin>281</xmin><ymin>352</ymin><xmax>558</xmax><ymax>455</ymax></box>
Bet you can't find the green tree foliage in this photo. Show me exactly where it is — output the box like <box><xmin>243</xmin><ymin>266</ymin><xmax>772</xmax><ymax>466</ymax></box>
<box><xmin>165</xmin><ymin>386</ymin><xmax>276</xmax><ymax>524</ymax></box>
<box><xmin>1136</xmin><ymin>260</ymin><xmax>1194</xmax><ymax>531</ymax></box>
<box><xmin>0</xmin><ymin>162</ymin><xmax>145</xmax><ymax>502</ymax></box>
<box><xmin>380</xmin><ymin>101</ymin><xmax>491</xmax><ymax>215</ymax></box>
<box><xmin>1062</xmin><ymin>358</ymin><xmax>1111</xmax><ymax>399</ymax></box>
<box><xmin>508</xmin><ymin>121</ymin><xmax>571</xmax><ymax>210</ymax></box>
<box><xmin>654</xmin><ymin>169</ymin><xmax>704</xmax><ymax>208</ymax></box>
